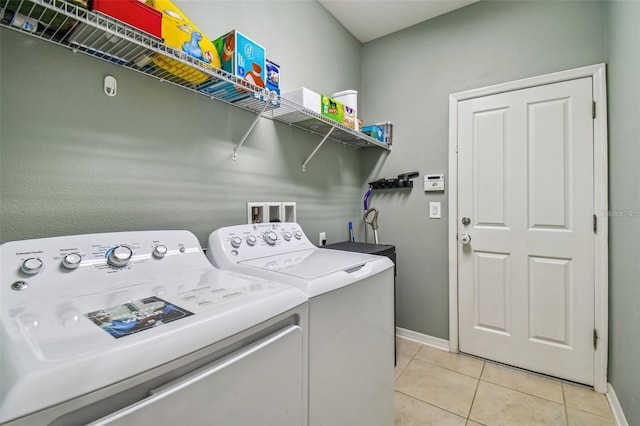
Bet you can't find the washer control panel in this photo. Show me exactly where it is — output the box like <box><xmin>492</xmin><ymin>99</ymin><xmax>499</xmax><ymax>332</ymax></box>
<box><xmin>207</xmin><ymin>223</ymin><xmax>315</xmax><ymax>267</ymax></box>
<box><xmin>1</xmin><ymin>231</ymin><xmax>207</xmax><ymax>301</ymax></box>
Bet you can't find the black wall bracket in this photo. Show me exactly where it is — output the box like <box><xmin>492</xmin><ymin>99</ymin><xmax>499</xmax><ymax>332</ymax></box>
<box><xmin>368</xmin><ymin>171</ymin><xmax>419</xmax><ymax>190</ymax></box>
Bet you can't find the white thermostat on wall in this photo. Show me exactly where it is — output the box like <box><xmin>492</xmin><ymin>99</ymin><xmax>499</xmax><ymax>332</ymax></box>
<box><xmin>424</xmin><ymin>174</ymin><xmax>445</xmax><ymax>191</ymax></box>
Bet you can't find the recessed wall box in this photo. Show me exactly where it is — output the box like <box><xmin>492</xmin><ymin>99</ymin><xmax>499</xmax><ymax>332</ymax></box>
<box><xmin>424</xmin><ymin>174</ymin><xmax>445</xmax><ymax>191</ymax></box>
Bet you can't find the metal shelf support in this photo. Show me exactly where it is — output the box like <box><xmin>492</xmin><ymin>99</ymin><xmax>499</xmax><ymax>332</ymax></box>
<box><xmin>232</xmin><ymin>101</ymin><xmax>271</xmax><ymax>160</ymax></box>
<box><xmin>302</xmin><ymin>127</ymin><xmax>334</xmax><ymax>172</ymax></box>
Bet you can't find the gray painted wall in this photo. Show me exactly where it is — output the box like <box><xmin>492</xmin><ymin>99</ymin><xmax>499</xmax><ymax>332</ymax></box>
<box><xmin>360</xmin><ymin>0</ymin><xmax>606</xmax><ymax>338</ymax></box>
<box><xmin>605</xmin><ymin>1</ymin><xmax>640</xmax><ymax>424</ymax></box>
<box><xmin>0</xmin><ymin>0</ymin><xmax>372</xmax><ymax>247</ymax></box>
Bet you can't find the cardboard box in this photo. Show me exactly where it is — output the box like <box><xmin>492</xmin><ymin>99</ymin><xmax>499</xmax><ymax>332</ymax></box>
<box><xmin>265</xmin><ymin>59</ymin><xmax>280</xmax><ymax>96</ymax></box>
<box><xmin>320</xmin><ymin>93</ymin><xmax>344</xmax><ymax>124</ymax></box>
<box><xmin>147</xmin><ymin>0</ymin><xmax>220</xmax><ymax>84</ymax></box>
<box><xmin>361</xmin><ymin>125</ymin><xmax>385</xmax><ymax>142</ymax></box>
<box><xmin>204</xmin><ymin>30</ymin><xmax>266</xmax><ymax>102</ymax></box>
<box><xmin>332</xmin><ymin>90</ymin><xmax>357</xmax><ymax>129</ymax></box>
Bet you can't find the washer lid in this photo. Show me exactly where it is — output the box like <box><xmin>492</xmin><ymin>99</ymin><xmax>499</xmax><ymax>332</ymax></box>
<box><xmin>1</xmin><ymin>268</ymin><xmax>306</xmax><ymax>424</ymax></box>
<box><xmin>239</xmin><ymin>248</ymin><xmax>379</xmax><ymax>280</ymax></box>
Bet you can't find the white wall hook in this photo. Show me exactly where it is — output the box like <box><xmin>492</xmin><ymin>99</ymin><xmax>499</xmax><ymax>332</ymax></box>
<box><xmin>104</xmin><ymin>75</ymin><xmax>117</xmax><ymax>97</ymax></box>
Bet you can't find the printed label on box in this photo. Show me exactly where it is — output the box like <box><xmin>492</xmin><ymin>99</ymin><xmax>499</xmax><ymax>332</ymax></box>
<box><xmin>321</xmin><ymin>94</ymin><xmax>344</xmax><ymax>123</ymax></box>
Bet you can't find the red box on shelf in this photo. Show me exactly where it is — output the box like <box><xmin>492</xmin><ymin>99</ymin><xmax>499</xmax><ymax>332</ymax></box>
<box><xmin>91</xmin><ymin>0</ymin><xmax>162</xmax><ymax>39</ymax></box>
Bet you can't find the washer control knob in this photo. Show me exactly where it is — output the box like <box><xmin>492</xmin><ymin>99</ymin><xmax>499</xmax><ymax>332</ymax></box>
<box><xmin>152</xmin><ymin>245</ymin><xmax>168</xmax><ymax>259</ymax></box>
<box><xmin>283</xmin><ymin>231</ymin><xmax>292</xmax><ymax>241</ymax></box>
<box><xmin>107</xmin><ymin>245</ymin><xmax>133</xmax><ymax>268</ymax></box>
<box><xmin>62</xmin><ymin>253</ymin><xmax>82</xmax><ymax>269</ymax></box>
<box><xmin>230</xmin><ymin>237</ymin><xmax>243</xmax><ymax>249</ymax></box>
<box><xmin>21</xmin><ymin>258</ymin><xmax>43</xmax><ymax>275</ymax></box>
<box><xmin>294</xmin><ymin>230</ymin><xmax>303</xmax><ymax>240</ymax></box>
<box><xmin>264</xmin><ymin>231</ymin><xmax>278</xmax><ymax>245</ymax></box>
<box><xmin>246</xmin><ymin>235</ymin><xmax>257</xmax><ymax>246</ymax></box>
<box><xmin>11</xmin><ymin>281</ymin><xmax>28</xmax><ymax>291</ymax></box>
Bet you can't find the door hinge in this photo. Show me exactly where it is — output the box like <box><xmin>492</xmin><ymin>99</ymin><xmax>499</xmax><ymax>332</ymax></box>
<box><xmin>593</xmin><ymin>329</ymin><xmax>598</xmax><ymax>350</ymax></box>
<box><xmin>592</xmin><ymin>101</ymin><xmax>596</xmax><ymax>119</ymax></box>
<box><xmin>593</xmin><ymin>214</ymin><xmax>597</xmax><ymax>233</ymax></box>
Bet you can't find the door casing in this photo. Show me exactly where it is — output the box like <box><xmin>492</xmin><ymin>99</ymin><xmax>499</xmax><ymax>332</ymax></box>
<box><xmin>448</xmin><ymin>63</ymin><xmax>608</xmax><ymax>393</ymax></box>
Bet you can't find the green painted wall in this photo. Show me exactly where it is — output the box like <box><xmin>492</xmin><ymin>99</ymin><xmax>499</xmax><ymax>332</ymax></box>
<box><xmin>605</xmin><ymin>1</ymin><xmax>640</xmax><ymax>424</ymax></box>
<box><xmin>0</xmin><ymin>0</ymin><xmax>371</xmax><ymax>247</ymax></box>
<box><xmin>1</xmin><ymin>0</ymin><xmax>637</xmax><ymax>421</ymax></box>
<box><xmin>360</xmin><ymin>0</ymin><xmax>606</xmax><ymax>339</ymax></box>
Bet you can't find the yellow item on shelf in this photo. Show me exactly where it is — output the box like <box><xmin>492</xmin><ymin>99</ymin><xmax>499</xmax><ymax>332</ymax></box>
<box><xmin>145</xmin><ymin>0</ymin><xmax>221</xmax><ymax>84</ymax></box>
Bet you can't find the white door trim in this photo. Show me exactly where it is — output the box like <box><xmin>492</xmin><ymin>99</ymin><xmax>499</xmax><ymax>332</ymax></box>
<box><xmin>448</xmin><ymin>63</ymin><xmax>608</xmax><ymax>392</ymax></box>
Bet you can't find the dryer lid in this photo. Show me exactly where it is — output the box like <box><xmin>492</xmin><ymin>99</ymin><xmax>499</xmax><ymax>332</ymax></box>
<box><xmin>239</xmin><ymin>248</ymin><xmax>379</xmax><ymax>280</ymax></box>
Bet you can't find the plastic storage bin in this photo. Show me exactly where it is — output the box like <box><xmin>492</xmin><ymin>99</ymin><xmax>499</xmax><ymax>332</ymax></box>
<box><xmin>91</xmin><ymin>0</ymin><xmax>162</xmax><ymax>38</ymax></box>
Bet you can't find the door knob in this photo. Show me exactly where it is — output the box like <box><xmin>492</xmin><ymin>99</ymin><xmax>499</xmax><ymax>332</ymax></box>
<box><xmin>459</xmin><ymin>234</ymin><xmax>472</xmax><ymax>245</ymax></box>
<box><xmin>461</xmin><ymin>217</ymin><xmax>471</xmax><ymax>226</ymax></box>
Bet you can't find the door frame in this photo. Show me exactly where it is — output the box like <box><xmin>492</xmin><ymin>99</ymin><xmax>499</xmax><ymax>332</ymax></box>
<box><xmin>447</xmin><ymin>63</ymin><xmax>608</xmax><ymax>392</ymax></box>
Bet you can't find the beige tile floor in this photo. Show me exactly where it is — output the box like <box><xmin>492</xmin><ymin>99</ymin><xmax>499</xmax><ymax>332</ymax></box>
<box><xmin>395</xmin><ymin>337</ymin><xmax>616</xmax><ymax>426</ymax></box>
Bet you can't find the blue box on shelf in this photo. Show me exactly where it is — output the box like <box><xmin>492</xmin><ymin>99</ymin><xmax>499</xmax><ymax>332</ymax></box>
<box><xmin>199</xmin><ymin>30</ymin><xmax>266</xmax><ymax>102</ymax></box>
<box><xmin>361</xmin><ymin>125</ymin><xmax>385</xmax><ymax>142</ymax></box>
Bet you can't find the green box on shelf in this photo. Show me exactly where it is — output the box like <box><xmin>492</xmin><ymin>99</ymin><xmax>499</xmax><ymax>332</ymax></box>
<box><xmin>320</xmin><ymin>94</ymin><xmax>344</xmax><ymax>124</ymax></box>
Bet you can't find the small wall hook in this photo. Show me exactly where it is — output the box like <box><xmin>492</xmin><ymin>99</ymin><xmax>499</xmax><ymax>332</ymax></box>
<box><xmin>104</xmin><ymin>75</ymin><xmax>117</xmax><ymax>97</ymax></box>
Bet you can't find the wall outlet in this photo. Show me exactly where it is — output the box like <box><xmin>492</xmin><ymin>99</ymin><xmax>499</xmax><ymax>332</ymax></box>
<box><xmin>319</xmin><ymin>232</ymin><xmax>326</xmax><ymax>246</ymax></box>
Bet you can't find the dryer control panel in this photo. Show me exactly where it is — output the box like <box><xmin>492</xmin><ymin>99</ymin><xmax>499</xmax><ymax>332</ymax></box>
<box><xmin>207</xmin><ymin>223</ymin><xmax>315</xmax><ymax>268</ymax></box>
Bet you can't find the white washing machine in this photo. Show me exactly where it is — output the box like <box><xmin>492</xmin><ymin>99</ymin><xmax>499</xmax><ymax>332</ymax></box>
<box><xmin>0</xmin><ymin>230</ymin><xmax>308</xmax><ymax>426</ymax></box>
<box><xmin>207</xmin><ymin>222</ymin><xmax>395</xmax><ymax>426</ymax></box>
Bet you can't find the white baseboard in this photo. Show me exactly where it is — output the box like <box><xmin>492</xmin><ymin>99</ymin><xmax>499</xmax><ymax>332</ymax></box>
<box><xmin>396</xmin><ymin>327</ymin><xmax>449</xmax><ymax>351</ymax></box>
<box><xmin>607</xmin><ymin>383</ymin><xmax>629</xmax><ymax>426</ymax></box>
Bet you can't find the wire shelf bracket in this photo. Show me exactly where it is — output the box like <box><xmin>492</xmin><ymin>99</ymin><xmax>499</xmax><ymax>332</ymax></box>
<box><xmin>232</xmin><ymin>101</ymin><xmax>271</xmax><ymax>160</ymax></box>
<box><xmin>302</xmin><ymin>127</ymin><xmax>334</xmax><ymax>172</ymax></box>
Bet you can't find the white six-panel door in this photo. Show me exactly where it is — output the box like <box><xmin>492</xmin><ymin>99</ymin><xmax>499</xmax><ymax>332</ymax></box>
<box><xmin>457</xmin><ymin>77</ymin><xmax>595</xmax><ymax>385</ymax></box>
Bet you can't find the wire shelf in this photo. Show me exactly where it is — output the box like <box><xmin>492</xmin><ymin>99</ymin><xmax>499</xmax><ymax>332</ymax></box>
<box><xmin>0</xmin><ymin>0</ymin><xmax>391</xmax><ymax>154</ymax></box>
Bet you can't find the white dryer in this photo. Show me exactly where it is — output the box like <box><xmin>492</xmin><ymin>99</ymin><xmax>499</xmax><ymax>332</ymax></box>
<box><xmin>207</xmin><ymin>222</ymin><xmax>395</xmax><ymax>426</ymax></box>
<box><xmin>1</xmin><ymin>230</ymin><xmax>308</xmax><ymax>426</ymax></box>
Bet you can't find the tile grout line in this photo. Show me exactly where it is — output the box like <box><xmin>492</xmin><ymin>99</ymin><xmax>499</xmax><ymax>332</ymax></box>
<box><xmin>466</xmin><ymin>361</ymin><xmax>486</xmax><ymax>421</ymax></box>
<box><xmin>561</xmin><ymin>382</ymin><xmax>569</xmax><ymax>425</ymax></box>
<box><xmin>394</xmin><ymin>389</ymin><xmax>471</xmax><ymax>423</ymax></box>
<box><xmin>411</xmin><ymin>348</ymin><xmax>486</xmax><ymax>380</ymax></box>
<box><xmin>394</xmin><ymin>341</ymin><xmax>424</xmax><ymax>383</ymax></box>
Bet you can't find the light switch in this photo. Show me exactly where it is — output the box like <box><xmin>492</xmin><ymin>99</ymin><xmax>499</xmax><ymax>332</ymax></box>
<box><xmin>429</xmin><ymin>202</ymin><xmax>441</xmax><ymax>219</ymax></box>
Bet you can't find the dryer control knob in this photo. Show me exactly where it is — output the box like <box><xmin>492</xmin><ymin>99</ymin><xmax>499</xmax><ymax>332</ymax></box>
<box><xmin>152</xmin><ymin>245</ymin><xmax>168</xmax><ymax>258</ymax></box>
<box><xmin>264</xmin><ymin>231</ymin><xmax>278</xmax><ymax>245</ymax></box>
<box><xmin>294</xmin><ymin>230</ymin><xmax>303</xmax><ymax>240</ymax></box>
<box><xmin>21</xmin><ymin>258</ymin><xmax>43</xmax><ymax>275</ymax></box>
<box><xmin>230</xmin><ymin>237</ymin><xmax>243</xmax><ymax>249</ymax></box>
<box><xmin>246</xmin><ymin>235</ymin><xmax>257</xmax><ymax>246</ymax></box>
<box><xmin>62</xmin><ymin>253</ymin><xmax>82</xmax><ymax>269</ymax></box>
<box><xmin>107</xmin><ymin>245</ymin><xmax>133</xmax><ymax>268</ymax></box>
<box><xmin>283</xmin><ymin>231</ymin><xmax>292</xmax><ymax>241</ymax></box>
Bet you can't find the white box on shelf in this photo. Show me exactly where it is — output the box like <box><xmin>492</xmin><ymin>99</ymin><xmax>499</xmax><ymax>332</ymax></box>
<box><xmin>272</xmin><ymin>88</ymin><xmax>321</xmax><ymax>124</ymax></box>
